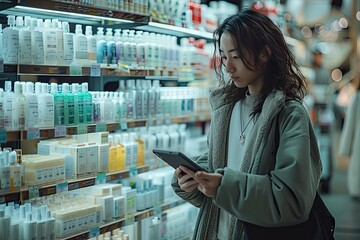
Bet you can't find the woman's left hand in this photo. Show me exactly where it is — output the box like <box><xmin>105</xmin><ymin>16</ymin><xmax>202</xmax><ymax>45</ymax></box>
<box><xmin>179</xmin><ymin>165</ymin><xmax>223</xmax><ymax>198</ymax></box>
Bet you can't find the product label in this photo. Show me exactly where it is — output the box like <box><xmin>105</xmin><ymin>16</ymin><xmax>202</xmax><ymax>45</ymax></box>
<box><xmin>90</xmin><ymin>64</ymin><xmax>101</xmax><ymax>76</ymax></box>
<box><xmin>56</xmin><ymin>181</ymin><xmax>69</xmax><ymax>193</ymax></box>
<box><xmin>27</xmin><ymin>127</ymin><xmax>40</xmax><ymax>139</ymax></box>
<box><xmin>29</xmin><ymin>186</ymin><xmax>40</xmax><ymax>199</ymax></box>
<box><xmin>70</xmin><ymin>64</ymin><xmax>82</xmax><ymax>76</ymax></box>
<box><xmin>95</xmin><ymin>122</ymin><xmax>107</xmax><ymax>132</ymax></box>
<box><xmin>77</xmin><ymin>124</ymin><xmax>88</xmax><ymax>134</ymax></box>
<box><xmin>89</xmin><ymin>227</ymin><xmax>100</xmax><ymax>238</ymax></box>
<box><xmin>55</xmin><ymin>125</ymin><xmax>67</xmax><ymax>137</ymax></box>
<box><xmin>95</xmin><ymin>172</ymin><xmax>106</xmax><ymax>185</ymax></box>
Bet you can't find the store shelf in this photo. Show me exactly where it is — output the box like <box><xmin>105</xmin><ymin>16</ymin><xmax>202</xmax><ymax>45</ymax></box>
<box><xmin>61</xmin><ymin>199</ymin><xmax>186</xmax><ymax>240</ymax></box>
<box><xmin>0</xmin><ymin>0</ymin><xmax>149</xmax><ymax>25</ymax></box>
<box><xmin>3</xmin><ymin>114</ymin><xmax>210</xmax><ymax>142</ymax></box>
<box><xmin>135</xmin><ymin>21</ymin><xmax>213</xmax><ymax>40</ymax></box>
<box><xmin>0</xmin><ymin>165</ymin><xmax>150</xmax><ymax>203</ymax></box>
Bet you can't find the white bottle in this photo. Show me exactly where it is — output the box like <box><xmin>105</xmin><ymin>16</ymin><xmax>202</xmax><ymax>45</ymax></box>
<box><xmin>53</xmin><ymin>19</ymin><xmax>64</xmax><ymax>65</ymax></box>
<box><xmin>0</xmin><ymin>24</ymin><xmax>3</xmax><ymax>61</ymax></box>
<box><xmin>114</xmin><ymin>29</ymin><xmax>124</xmax><ymax>64</ymax></box>
<box><xmin>128</xmin><ymin>30</ymin><xmax>137</xmax><ymax>67</ymax></box>
<box><xmin>149</xmin><ymin>33</ymin><xmax>159</xmax><ymax>68</ymax></box>
<box><xmin>43</xmin><ymin>19</ymin><xmax>57</xmax><ymax>65</ymax></box>
<box><xmin>96</xmin><ymin>27</ymin><xmax>107</xmax><ymax>64</ymax></box>
<box><xmin>31</xmin><ymin>18</ymin><xmax>45</xmax><ymax>65</ymax></box>
<box><xmin>44</xmin><ymin>210</ymin><xmax>55</xmax><ymax>240</ymax></box>
<box><xmin>1</xmin><ymin>209</ymin><xmax>11</xmax><ymax>240</ymax></box>
<box><xmin>85</xmin><ymin>26</ymin><xmax>97</xmax><ymax>63</ymax></box>
<box><xmin>135</xmin><ymin>31</ymin><xmax>145</xmax><ymax>67</ymax></box>
<box><xmin>24</xmin><ymin>82</ymin><xmax>39</xmax><ymax>128</ymax></box>
<box><xmin>4</xmin><ymin>81</ymin><xmax>15</xmax><ymax>130</ymax></box>
<box><xmin>106</xmin><ymin>28</ymin><xmax>116</xmax><ymax>65</ymax></box>
<box><xmin>62</xmin><ymin>22</ymin><xmax>74</xmax><ymax>65</ymax></box>
<box><xmin>73</xmin><ymin>24</ymin><xmax>88</xmax><ymax>65</ymax></box>
<box><xmin>13</xmin><ymin>82</ymin><xmax>26</xmax><ymax>130</ymax></box>
<box><xmin>0</xmin><ymin>89</ymin><xmax>5</xmax><ymax>129</ymax></box>
<box><xmin>122</xmin><ymin>30</ymin><xmax>131</xmax><ymax>66</ymax></box>
<box><xmin>38</xmin><ymin>83</ymin><xmax>54</xmax><ymax>128</ymax></box>
<box><xmin>23</xmin><ymin>212</ymin><xmax>36</xmax><ymax>240</ymax></box>
<box><xmin>36</xmin><ymin>211</ymin><xmax>46</xmax><ymax>240</ymax></box>
<box><xmin>18</xmin><ymin>16</ymin><xmax>32</xmax><ymax>64</ymax></box>
<box><xmin>153</xmin><ymin>80</ymin><xmax>162</xmax><ymax>118</ymax></box>
<box><xmin>3</xmin><ymin>15</ymin><xmax>19</xmax><ymax>64</ymax></box>
<box><xmin>9</xmin><ymin>150</ymin><xmax>21</xmax><ymax>191</ymax></box>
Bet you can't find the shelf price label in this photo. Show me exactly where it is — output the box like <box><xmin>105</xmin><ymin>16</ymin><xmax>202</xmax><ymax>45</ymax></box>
<box><xmin>120</xmin><ymin>120</ymin><xmax>128</xmax><ymax>130</ymax></box>
<box><xmin>90</xmin><ymin>64</ymin><xmax>101</xmax><ymax>76</ymax></box>
<box><xmin>125</xmin><ymin>213</ymin><xmax>135</xmax><ymax>226</ymax></box>
<box><xmin>56</xmin><ymin>182</ymin><xmax>69</xmax><ymax>194</ymax></box>
<box><xmin>96</xmin><ymin>122</ymin><xmax>107</xmax><ymax>132</ymax></box>
<box><xmin>70</xmin><ymin>64</ymin><xmax>82</xmax><ymax>76</ymax></box>
<box><xmin>29</xmin><ymin>186</ymin><xmax>39</xmax><ymax>199</ymax></box>
<box><xmin>95</xmin><ymin>172</ymin><xmax>106</xmax><ymax>185</ymax></box>
<box><xmin>89</xmin><ymin>227</ymin><xmax>100</xmax><ymax>238</ymax></box>
<box><xmin>0</xmin><ymin>129</ymin><xmax>7</xmax><ymax>143</ymax></box>
<box><xmin>129</xmin><ymin>167</ymin><xmax>138</xmax><ymax>177</ymax></box>
<box><xmin>55</xmin><ymin>125</ymin><xmax>67</xmax><ymax>137</ymax></box>
<box><xmin>77</xmin><ymin>124</ymin><xmax>88</xmax><ymax>134</ymax></box>
<box><xmin>27</xmin><ymin>128</ymin><xmax>40</xmax><ymax>139</ymax></box>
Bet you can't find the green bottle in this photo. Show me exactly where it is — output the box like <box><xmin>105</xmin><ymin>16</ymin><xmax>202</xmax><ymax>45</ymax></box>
<box><xmin>62</xmin><ymin>83</ymin><xmax>76</xmax><ymax>126</ymax></box>
<box><xmin>72</xmin><ymin>83</ymin><xmax>84</xmax><ymax>124</ymax></box>
<box><xmin>51</xmin><ymin>83</ymin><xmax>65</xmax><ymax>126</ymax></box>
<box><xmin>81</xmin><ymin>82</ymin><xmax>93</xmax><ymax>123</ymax></box>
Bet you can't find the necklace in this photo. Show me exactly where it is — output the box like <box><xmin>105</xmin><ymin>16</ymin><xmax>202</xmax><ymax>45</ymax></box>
<box><xmin>239</xmin><ymin>101</ymin><xmax>253</xmax><ymax>144</ymax></box>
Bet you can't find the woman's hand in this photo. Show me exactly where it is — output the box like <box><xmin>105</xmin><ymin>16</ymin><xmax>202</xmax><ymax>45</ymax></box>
<box><xmin>175</xmin><ymin>167</ymin><xmax>200</xmax><ymax>192</ymax></box>
<box><xmin>178</xmin><ymin>166</ymin><xmax>223</xmax><ymax>198</ymax></box>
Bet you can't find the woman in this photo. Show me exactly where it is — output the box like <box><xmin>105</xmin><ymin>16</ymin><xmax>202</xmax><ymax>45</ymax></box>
<box><xmin>339</xmin><ymin>78</ymin><xmax>360</xmax><ymax>199</ymax></box>
<box><xmin>172</xmin><ymin>9</ymin><xmax>322</xmax><ymax>240</ymax></box>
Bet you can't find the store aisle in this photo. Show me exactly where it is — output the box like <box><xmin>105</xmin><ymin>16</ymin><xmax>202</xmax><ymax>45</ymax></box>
<box><xmin>321</xmin><ymin>166</ymin><xmax>360</xmax><ymax>240</ymax></box>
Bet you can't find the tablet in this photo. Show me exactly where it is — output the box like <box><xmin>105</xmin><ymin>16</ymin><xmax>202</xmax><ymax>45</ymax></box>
<box><xmin>152</xmin><ymin>149</ymin><xmax>208</xmax><ymax>172</ymax></box>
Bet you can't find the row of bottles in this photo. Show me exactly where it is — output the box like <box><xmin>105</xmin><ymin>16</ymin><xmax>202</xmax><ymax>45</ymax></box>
<box><xmin>0</xmin><ymin>80</ymin><xmax>210</xmax><ymax>130</ymax></box>
<box><xmin>55</xmin><ymin>0</ymin><xmax>149</xmax><ymax>15</ymax></box>
<box><xmin>0</xmin><ymin>15</ymin><xmax>211</xmax><ymax>72</ymax></box>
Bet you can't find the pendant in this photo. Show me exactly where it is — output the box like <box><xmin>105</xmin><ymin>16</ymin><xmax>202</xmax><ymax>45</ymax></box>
<box><xmin>239</xmin><ymin>133</ymin><xmax>245</xmax><ymax>144</ymax></box>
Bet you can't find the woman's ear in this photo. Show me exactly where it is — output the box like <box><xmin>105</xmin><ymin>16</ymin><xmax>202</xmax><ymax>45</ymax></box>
<box><xmin>260</xmin><ymin>46</ymin><xmax>271</xmax><ymax>63</ymax></box>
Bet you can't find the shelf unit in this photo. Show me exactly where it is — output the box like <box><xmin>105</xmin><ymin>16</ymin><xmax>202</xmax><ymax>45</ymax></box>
<box><xmin>0</xmin><ymin>1</ymin><xmax>212</xmax><ymax>239</ymax></box>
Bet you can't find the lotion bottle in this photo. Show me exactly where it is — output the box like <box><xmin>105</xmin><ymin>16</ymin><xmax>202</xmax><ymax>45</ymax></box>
<box><xmin>73</xmin><ymin>24</ymin><xmax>88</xmax><ymax>65</ymax></box>
<box><xmin>24</xmin><ymin>82</ymin><xmax>39</xmax><ymax>128</ymax></box>
<box><xmin>62</xmin><ymin>22</ymin><xmax>74</xmax><ymax>65</ymax></box>
<box><xmin>23</xmin><ymin>212</ymin><xmax>36</xmax><ymax>240</ymax></box>
<box><xmin>51</xmin><ymin>83</ymin><xmax>65</xmax><ymax>126</ymax></box>
<box><xmin>4</xmin><ymin>81</ymin><xmax>15</xmax><ymax>130</ymax></box>
<box><xmin>13</xmin><ymin>81</ymin><xmax>26</xmax><ymax>130</ymax></box>
<box><xmin>85</xmin><ymin>26</ymin><xmax>97</xmax><ymax>63</ymax></box>
<box><xmin>3</xmin><ymin>15</ymin><xmax>19</xmax><ymax>64</ymax></box>
<box><xmin>18</xmin><ymin>16</ymin><xmax>32</xmax><ymax>64</ymax></box>
<box><xmin>43</xmin><ymin>19</ymin><xmax>57</xmax><ymax>65</ymax></box>
<box><xmin>38</xmin><ymin>83</ymin><xmax>54</xmax><ymax>128</ymax></box>
<box><xmin>31</xmin><ymin>18</ymin><xmax>45</xmax><ymax>65</ymax></box>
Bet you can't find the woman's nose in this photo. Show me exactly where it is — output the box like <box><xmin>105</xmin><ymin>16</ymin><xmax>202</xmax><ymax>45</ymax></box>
<box><xmin>225</xmin><ymin>60</ymin><xmax>235</xmax><ymax>73</ymax></box>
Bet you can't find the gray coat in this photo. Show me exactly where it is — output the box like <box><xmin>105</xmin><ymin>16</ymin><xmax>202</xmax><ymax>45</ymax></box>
<box><xmin>172</xmin><ymin>86</ymin><xmax>322</xmax><ymax>239</ymax></box>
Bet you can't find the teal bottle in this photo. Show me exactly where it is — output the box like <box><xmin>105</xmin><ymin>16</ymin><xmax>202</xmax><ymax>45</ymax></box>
<box><xmin>81</xmin><ymin>82</ymin><xmax>93</xmax><ymax>123</ymax></box>
<box><xmin>62</xmin><ymin>83</ymin><xmax>76</xmax><ymax>126</ymax></box>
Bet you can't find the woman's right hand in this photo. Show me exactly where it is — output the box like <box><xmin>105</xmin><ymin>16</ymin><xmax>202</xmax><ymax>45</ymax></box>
<box><xmin>175</xmin><ymin>167</ymin><xmax>200</xmax><ymax>192</ymax></box>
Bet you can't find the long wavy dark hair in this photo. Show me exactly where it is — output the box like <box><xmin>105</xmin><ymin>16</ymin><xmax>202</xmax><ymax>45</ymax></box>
<box><xmin>213</xmin><ymin>9</ymin><xmax>307</xmax><ymax>115</ymax></box>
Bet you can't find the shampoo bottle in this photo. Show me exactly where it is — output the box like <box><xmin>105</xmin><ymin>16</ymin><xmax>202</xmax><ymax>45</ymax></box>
<box><xmin>62</xmin><ymin>22</ymin><xmax>74</xmax><ymax>65</ymax></box>
<box><xmin>71</xmin><ymin>83</ymin><xmax>83</xmax><ymax>124</ymax></box>
<box><xmin>24</xmin><ymin>82</ymin><xmax>39</xmax><ymax>128</ymax></box>
<box><xmin>13</xmin><ymin>81</ymin><xmax>26</xmax><ymax>130</ymax></box>
<box><xmin>3</xmin><ymin>15</ymin><xmax>19</xmax><ymax>64</ymax></box>
<box><xmin>52</xmin><ymin>19</ymin><xmax>64</xmax><ymax>65</ymax></box>
<box><xmin>81</xmin><ymin>82</ymin><xmax>93</xmax><ymax>123</ymax></box>
<box><xmin>43</xmin><ymin>19</ymin><xmax>57</xmax><ymax>65</ymax></box>
<box><xmin>4</xmin><ymin>81</ymin><xmax>15</xmax><ymax>130</ymax></box>
<box><xmin>51</xmin><ymin>83</ymin><xmax>65</xmax><ymax>126</ymax></box>
<box><xmin>73</xmin><ymin>24</ymin><xmax>88</xmax><ymax>65</ymax></box>
<box><xmin>31</xmin><ymin>18</ymin><xmax>45</xmax><ymax>65</ymax></box>
<box><xmin>23</xmin><ymin>212</ymin><xmax>36</xmax><ymax>240</ymax></box>
<box><xmin>96</xmin><ymin>27</ymin><xmax>107</xmax><ymax>64</ymax></box>
<box><xmin>85</xmin><ymin>26</ymin><xmax>97</xmax><ymax>63</ymax></box>
<box><xmin>62</xmin><ymin>83</ymin><xmax>76</xmax><ymax>126</ymax></box>
<box><xmin>38</xmin><ymin>83</ymin><xmax>54</xmax><ymax>128</ymax></box>
<box><xmin>18</xmin><ymin>16</ymin><xmax>32</xmax><ymax>64</ymax></box>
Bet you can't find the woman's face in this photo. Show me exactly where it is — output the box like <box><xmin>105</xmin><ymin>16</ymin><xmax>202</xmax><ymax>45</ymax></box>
<box><xmin>220</xmin><ymin>33</ymin><xmax>265</xmax><ymax>94</ymax></box>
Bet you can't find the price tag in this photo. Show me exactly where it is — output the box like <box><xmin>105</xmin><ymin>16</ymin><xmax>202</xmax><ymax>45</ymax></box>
<box><xmin>120</xmin><ymin>120</ymin><xmax>128</xmax><ymax>130</ymax></box>
<box><xmin>95</xmin><ymin>172</ymin><xmax>106</xmax><ymax>185</ymax></box>
<box><xmin>27</xmin><ymin>128</ymin><xmax>40</xmax><ymax>139</ymax></box>
<box><xmin>89</xmin><ymin>227</ymin><xmax>100</xmax><ymax>238</ymax></box>
<box><xmin>129</xmin><ymin>167</ymin><xmax>138</xmax><ymax>177</ymax></box>
<box><xmin>70</xmin><ymin>64</ymin><xmax>82</xmax><ymax>76</ymax></box>
<box><xmin>96</xmin><ymin>122</ymin><xmax>107</xmax><ymax>132</ymax></box>
<box><xmin>55</xmin><ymin>125</ymin><xmax>67</xmax><ymax>137</ymax></box>
<box><xmin>56</xmin><ymin>182</ymin><xmax>68</xmax><ymax>193</ymax></box>
<box><xmin>0</xmin><ymin>129</ymin><xmax>7</xmax><ymax>143</ymax></box>
<box><xmin>165</xmin><ymin>117</ymin><xmax>171</xmax><ymax>125</ymax></box>
<box><xmin>29</xmin><ymin>186</ymin><xmax>39</xmax><ymax>199</ymax></box>
<box><xmin>0</xmin><ymin>58</ymin><xmax>4</xmax><ymax>73</ymax></box>
<box><xmin>77</xmin><ymin>124</ymin><xmax>88</xmax><ymax>134</ymax></box>
<box><xmin>90</xmin><ymin>64</ymin><xmax>101</xmax><ymax>76</ymax></box>
<box><xmin>125</xmin><ymin>214</ymin><xmax>135</xmax><ymax>226</ymax></box>
<box><xmin>153</xmin><ymin>204</ymin><xmax>162</xmax><ymax>215</ymax></box>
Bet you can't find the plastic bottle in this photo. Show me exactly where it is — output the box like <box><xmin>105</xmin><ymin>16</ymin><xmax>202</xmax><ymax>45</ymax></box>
<box><xmin>38</xmin><ymin>83</ymin><xmax>54</xmax><ymax>128</ymax></box>
<box><xmin>13</xmin><ymin>82</ymin><xmax>26</xmax><ymax>130</ymax></box>
<box><xmin>122</xmin><ymin>30</ymin><xmax>130</xmax><ymax>66</ymax></box>
<box><xmin>0</xmin><ymin>89</ymin><xmax>5</xmax><ymax>129</ymax></box>
<box><xmin>86</xmin><ymin>26</ymin><xmax>97</xmax><ymax>63</ymax></box>
<box><xmin>106</xmin><ymin>28</ymin><xmax>116</xmax><ymax>64</ymax></box>
<box><xmin>72</xmin><ymin>83</ymin><xmax>83</xmax><ymax>124</ymax></box>
<box><xmin>9</xmin><ymin>150</ymin><xmax>21</xmax><ymax>191</ymax></box>
<box><xmin>50</xmin><ymin>83</ymin><xmax>65</xmax><ymax>126</ymax></box>
<box><xmin>114</xmin><ymin>29</ymin><xmax>124</xmax><ymax>65</ymax></box>
<box><xmin>81</xmin><ymin>82</ymin><xmax>93</xmax><ymax>123</ymax></box>
<box><xmin>62</xmin><ymin>22</ymin><xmax>74</xmax><ymax>65</ymax></box>
<box><xmin>125</xmin><ymin>80</ymin><xmax>136</xmax><ymax>119</ymax></box>
<box><xmin>129</xmin><ymin>30</ymin><xmax>137</xmax><ymax>67</ymax></box>
<box><xmin>4</xmin><ymin>81</ymin><xmax>15</xmax><ymax>130</ymax></box>
<box><xmin>25</xmin><ymin>82</ymin><xmax>39</xmax><ymax>128</ymax></box>
<box><xmin>96</xmin><ymin>27</ymin><xmax>107</xmax><ymax>64</ymax></box>
<box><xmin>62</xmin><ymin>83</ymin><xmax>76</xmax><ymax>126</ymax></box>
<box><xmin>142</xmin><ymin>32</ymin><xmax>151</xmax><ymax>68</ymax></box>
<box><xmin>44</xmin><ymin>210</ymin><xmax>55</xmax><ymax>240</ymax></box>
<box><xmin>0</xmin><ymin>24</ymin><xmax>3</xmax><ymax>61</ymax></box>
<box><xmin>3</xmin><ymin>15</ymin><xmax>19</xmax><ymax>64</ymax></box>
<box><xmin>73</xmin><ymin>24</ymin><xmax>88</xmax><ymax>65</ymax></box>
<box><xmin>52</xmin><ymin>19</ymin><xmax>64</xmax><ymax>65</ymax></box>
<box><xmin>31</xmin><ymin>18</ymin><xmax>45</xmax><ymax>65</ymax></box>
<box><xmin>23</xmin><ymin>212</ymin><xmax>36</xmax><ymax>240</ymax></box>
<box><xmin>18</xmin><ymin>16</ymin><xmax>32</xmax><ymax>64</ymax></box>
<box><xmin>135</xmin><ymin>31</ymin><xmax>145</xmax><ymax>67</ymax></box>
<box><xmin>43</xmin><ymin>19</ymin><xmax>57</xmax><ymax>65</ymax></box>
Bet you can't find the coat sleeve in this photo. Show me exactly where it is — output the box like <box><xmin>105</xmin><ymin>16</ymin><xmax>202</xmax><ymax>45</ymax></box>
<box><xmin>213</xmin><ymin>103</ymin><xmax>322</xmax><ymax>227</ymax></box>
<box><xmin>339</xmin><ymin>92</ymin><xmax>359</xmax><ymax>157</ymax></box>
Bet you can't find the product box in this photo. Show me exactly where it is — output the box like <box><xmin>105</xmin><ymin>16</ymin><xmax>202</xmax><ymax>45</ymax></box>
<box><xmin>56</xmin><ymin>144</ymin><xmax>87</xmax><ymax>179</ymax></box>
<box><xmin>86</xmin><ymin>143</ymin><xmax>99</xmax><ymax>174</ymax></box>
<box><xmin>96</xmin><ymin>195</ymin><xmax>114</xmax><ymax>222</ymax></box>
<box><xmin>98</xmin><ymin>144</ymin><xmax>109</xmax><ymax>173</ymax></box>
<box><xmin>88</xmin><ymin>132</ymin><xmax>109</xmax><ymax>145</ymax></box>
